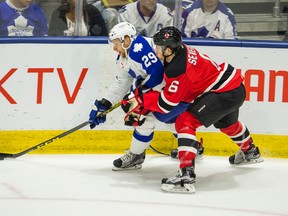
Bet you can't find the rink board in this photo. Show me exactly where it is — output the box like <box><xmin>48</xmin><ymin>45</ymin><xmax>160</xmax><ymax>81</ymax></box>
<box><xmin>0</xmin><ymin>130</ymin><xmax>287</xmax><ymax>158</ymax></box>
<box><xmin>0</xmin><ymin>37</ymin><xmax>287</xmax><ymax>158</ymax></box>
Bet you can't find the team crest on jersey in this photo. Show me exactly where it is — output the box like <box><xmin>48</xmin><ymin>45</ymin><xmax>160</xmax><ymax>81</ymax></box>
<box><xmin>8</xmin><ymin>15</ymin><xmax>34</xmax><ymax>36</ymax></box>
<box><xmin>133</xmin><ymin>43</ymin><xmax>143</xmax><ymax>53</ymax></box>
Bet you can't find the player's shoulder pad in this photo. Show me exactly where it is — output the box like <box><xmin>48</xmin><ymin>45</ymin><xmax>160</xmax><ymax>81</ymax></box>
<box><xmin>165</xmin><ymin>47</ymin><xmax>187</xmax><ymax>78</ymax></box>
<box><xmin>129</xmin><ymin>35</ymin><xmax>155</xmax><ymax>60</ymax></box>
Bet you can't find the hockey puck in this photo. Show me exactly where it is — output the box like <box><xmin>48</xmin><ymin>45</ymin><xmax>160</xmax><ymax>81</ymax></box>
<box><xmin>170</xmin><ymin>149</ymin><xmax>178</xmax><ymax>159</ymax></box>
<box><xmin>0</xmin><ymin>157</ymin><xmax>4</xmax><ymax>160</ymax></box>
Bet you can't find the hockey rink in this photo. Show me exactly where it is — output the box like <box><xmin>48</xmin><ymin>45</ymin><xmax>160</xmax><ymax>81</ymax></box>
<box><xmin>0</xmin><ymin>154</ymin><xmax>287</xmax><ymax>216</ymax></box>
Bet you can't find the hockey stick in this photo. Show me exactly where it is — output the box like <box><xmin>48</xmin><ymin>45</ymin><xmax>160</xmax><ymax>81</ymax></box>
<box><xmin>0</xmin><ymin>102</ymin><xmax>121</xmax><ymax>160</ymax></box>
<box><xmin>149</xmin><ymin>145</ymin><xmax>170</xmax><ymax>156</ymax></box>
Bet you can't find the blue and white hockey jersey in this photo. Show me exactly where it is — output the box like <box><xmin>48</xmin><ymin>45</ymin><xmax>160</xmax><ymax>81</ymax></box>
<box><xmin>0</xmin><ymin>0</ymin><xmax>48</xmax><ymax>36</ymax></box>
<box><xmin>181</xmin><ymin>0</ymin><xmax>238</xmax><ymax>39</ymax></box>
<box><xmin>103</xmin><ymin>35</ymin><xmax>164</xmax><ymax>105</ymax></box>
<box><xmin>118</xmin><ymin>1</ymin><xmax>173</xmax><ymax>37</ymax></box>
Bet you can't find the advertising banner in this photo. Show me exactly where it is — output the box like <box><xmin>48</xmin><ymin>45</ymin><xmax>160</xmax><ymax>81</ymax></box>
<box><xmin>0</xmin><ymin>40</ymin><xmax>287</xmax><ymax>135</ymax></box>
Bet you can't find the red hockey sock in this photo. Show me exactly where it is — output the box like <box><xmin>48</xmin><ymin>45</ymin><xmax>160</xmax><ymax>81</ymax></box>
<box><xmin>220</xmin><ymin>121</ymin><xmax>252</xmax><ymax>152</ymax></box>
<box><xmin>179</xmin><ymin>151</ymin><xmax>196</xmax><ymax>168</ymax></box>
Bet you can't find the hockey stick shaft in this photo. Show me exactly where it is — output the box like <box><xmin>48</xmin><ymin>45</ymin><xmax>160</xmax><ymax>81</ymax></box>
<box><xmin>0</xmin><ymin>102</ymin><xmax>121</xmax><ymax>159</ymax></box>
<box><xmin>149</xmin><ymin>145</ymin><xmax>170</xmax><ymax>156</ymax></box>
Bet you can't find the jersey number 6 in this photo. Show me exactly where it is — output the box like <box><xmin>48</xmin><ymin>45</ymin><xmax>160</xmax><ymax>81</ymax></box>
<box><xmin>168</xmin><ymin>80</ymin><xmax>179</xmax><ymax>93</ymax></box>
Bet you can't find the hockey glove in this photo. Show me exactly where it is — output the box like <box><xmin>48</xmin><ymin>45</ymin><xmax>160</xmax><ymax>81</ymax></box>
<box><xmin>121</xmin><ymin>87</ymin><xmax>149</xmax><ymax>126</ymax></box>
<box><xmin>89</xmin><ymin>98</ymin><xmax>112</xmax><ymax>129</ymax></box>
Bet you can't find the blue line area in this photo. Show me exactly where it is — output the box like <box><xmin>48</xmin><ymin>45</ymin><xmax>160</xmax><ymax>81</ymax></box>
<box><xmin>0</xmin><ymin>36</ymin><xmax>287</xmax><ymax>48</ymax></box>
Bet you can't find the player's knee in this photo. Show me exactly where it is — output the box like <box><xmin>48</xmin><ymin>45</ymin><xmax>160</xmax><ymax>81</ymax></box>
<box><xmin>175</xmin><ymin>114</ymin><xmax>186</xmax><ymax>133</ymax></box>
<box><xmin>214</xmin><ymin>121</ymin><xmax>229</xmax><ymax>129</ymax></box>
<box><xmin>175</xmin><ymin>112</ymin><xmax>200</xmax><ymax>133</ymax></box>
<box><xmin>214</xmin><ymin>119</ymin><xmax>238</xmax><ymax>129</ymax></box>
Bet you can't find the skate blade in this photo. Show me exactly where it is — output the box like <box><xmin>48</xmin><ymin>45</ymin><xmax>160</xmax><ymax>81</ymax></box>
<box><xmin>233</xmin><ymin>157</ymin><xmax>264</xmax><ymax>166</ymax></box>
<box><xmin>196</xmin><ymin>154</ymin><xmax>204</xmax><ymax>160</ymax></box>
<box><xmin>161</xmin><ymin>183</ymin><xmax>196</xmax><ymax>194</ymax></box>
<box><xmin>112</xmin><ymin>164</ymin><xmax>142</xmax><ymax>171</ymax></box>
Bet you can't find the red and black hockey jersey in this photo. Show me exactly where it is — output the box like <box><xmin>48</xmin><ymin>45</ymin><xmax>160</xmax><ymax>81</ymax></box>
<box><xmin>143</xmin><ymin>44</ymin><xmax>243</xmax><ymax>113</ymax></box>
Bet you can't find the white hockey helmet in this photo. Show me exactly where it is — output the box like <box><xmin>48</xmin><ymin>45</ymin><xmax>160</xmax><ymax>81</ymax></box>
<box><xmin>109</xmin><ymin>22</ymin><xmax>137</xmax><ymax>43</ymax></box>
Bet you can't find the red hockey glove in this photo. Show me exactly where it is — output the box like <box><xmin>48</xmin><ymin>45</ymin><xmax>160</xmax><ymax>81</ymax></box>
<box><xmin>121</xmin><ymin>87</ymin><xmax>149</xmax><ymax>126</ymax></box>
<box><xmin>123</xmin><ymin>111</ymin><xmax>148</xmax><ymax>126</ymax></box>
<box><xmin>121</xmin><ymin>87</ymin><xmax>144</xmax><ymax>114</ymax></box>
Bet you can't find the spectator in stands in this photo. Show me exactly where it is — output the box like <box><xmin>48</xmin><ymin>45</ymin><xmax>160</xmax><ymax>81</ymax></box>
<box><xmin>118</xmin><ymin>0</ymin><xmax>173</xmax><ymax>37</ymax></box>
<box><xmin>182</xmin><ymin>0</ymin><xmax>238</xmax><ymax>39</ymax></box>
<box><xmin>182</xmin><ymin>0</ymin><xmax>194</xmax><ymax>10</ymax></box>
<box><xmin>49</xmin><ymin>0</ymin><xmax>107</xmax><ymax>36</ymax></box>
<box><xmin>0</xmin><ymin>0</ymin><xmax>48</xmax><ymax>36</ymax></box>
<box><xmin>156</xmin><ymin>0</ymin><xmax>195</xmax><ymax>11</ymax></box>
<box><xmin>87</xmin><ymin>0</ymin><xmax>121</xmax><ymax>32</ymax></box>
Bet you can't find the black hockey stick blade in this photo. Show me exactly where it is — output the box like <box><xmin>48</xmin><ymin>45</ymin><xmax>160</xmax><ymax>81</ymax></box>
<box><xmin>0</xmin><ymin>102</ymin><xmax>121</xmax><ymax>160</ymax></box>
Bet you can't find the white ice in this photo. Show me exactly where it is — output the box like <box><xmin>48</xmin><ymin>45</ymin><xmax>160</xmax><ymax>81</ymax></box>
<box><xmin>0</xmin><ymin>154</ymin><xmax>287</xmax><ymax>216</ymax></box>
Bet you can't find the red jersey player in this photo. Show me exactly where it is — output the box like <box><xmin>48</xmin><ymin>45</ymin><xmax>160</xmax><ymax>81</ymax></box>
<box><xmin>122</xmin><ymin>26</ymin><xmax>263</xmax><ymax>193</ymax></box>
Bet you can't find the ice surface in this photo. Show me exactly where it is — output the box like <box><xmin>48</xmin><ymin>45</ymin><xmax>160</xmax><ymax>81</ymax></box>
<box><xmin>0</xmin><ymin>154</ymin><xmax>287</xmax><ymax>216</ymax></box>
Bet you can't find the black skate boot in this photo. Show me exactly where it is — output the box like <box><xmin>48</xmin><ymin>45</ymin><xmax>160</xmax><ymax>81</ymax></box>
<box><xmin>112</xmin><ymin>151</ymin><xmax>146</xmax><ymax>171</ymax></box>
<box><xmin>196</xmin><ymin>145</ymin><xmax>204</xmax><ymax>159</ymax></box>
<box><xmin>161</xmin><ymin>166</ymin><xmax>196</xmax><ymax>193</ymax></box>
<box><xmin>229</xmin><ymin>144</ymin><xmax>264</xmax><ymax>165</ymax></box>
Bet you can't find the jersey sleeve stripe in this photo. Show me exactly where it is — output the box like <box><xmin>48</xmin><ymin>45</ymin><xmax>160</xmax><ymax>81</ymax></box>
<box><xmin>213</xmin><ymin>66</ymin><xmax>237</xmax><ymax>91</ymax></box>
<box><xmin>158</xmin><ymin>91</ymin><xmax>179</xmax><ymax>113</ymax></box>
<box><xmin>211</xmin><ymin>64</ymin><xmax>236</xmax><ymax>91</ymax></box>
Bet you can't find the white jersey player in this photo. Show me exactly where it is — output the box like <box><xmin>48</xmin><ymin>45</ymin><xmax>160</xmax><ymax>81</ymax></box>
<box><xmin>104</xmin><ymin>23</ymin><xmax>165</xmax><ymax>104</ymax></box>
<box><xmin>89</xmin><ymin>22</ymin><xmax>183</xmax><ymax>171</ymax></box>
<box><xmin>182</xmin><ymin>0</ymin><xmax>238</xmax><ymax>39</ymax></box>
<box><xmin>118</xmin><ymin>0</ymin><xmax>173</xmax><ymax>37</ymax></box>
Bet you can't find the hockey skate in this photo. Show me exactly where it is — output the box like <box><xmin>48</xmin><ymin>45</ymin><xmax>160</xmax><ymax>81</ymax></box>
<box><xmin>229</xmin><ymin>144</ymin><xmax>264</xmax><ymax>165</ymax></box>
<box><xmin>196</xmin><ymin>145</ymin><xmax>204</xmax><ymax>159</ymax></box>
<box><xmin>161</xmin><ymin>166</ymin><xmax>196</xmax><ymax>194</ymax></box>
<box><xmin>112</xmin><ymin>151</ymin><xmax>146</xmax><ymax>171</ymax></box>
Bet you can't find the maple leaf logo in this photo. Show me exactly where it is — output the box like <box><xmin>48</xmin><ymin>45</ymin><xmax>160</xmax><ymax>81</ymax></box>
<box><xmin>133</xmin><ymin>43</ymin><xmax>143</xmax><ymax>52</ymax></box>
<box><xmin>7</xmin><ymin>15</ymin><xmax>34</xmax><ymax>36</ymax></box>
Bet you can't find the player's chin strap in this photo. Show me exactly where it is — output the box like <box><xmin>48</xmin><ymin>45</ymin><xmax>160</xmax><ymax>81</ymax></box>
<box><xmin>122</xmin><ymin>44</ymin><xmax>130</xmax><ymax>58</ymax></box>
<box><xmin>161</xmin><ymin>46</ymin><xmax>174</xmax><ymax>58</ymax></box>
<box><xmin>161</xmin><ymin>46</ymin><xmax>177</xmax><ymax>62</ymax></box>
<box><xmin>121</xmin><ymin>37</ymin><xmax>133</xmax><ymax>58</ymax></box>
<box><xmin>162</xmin><ymin>45</ymin><xmax>182</xmax><ymax>62</ymax></box>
